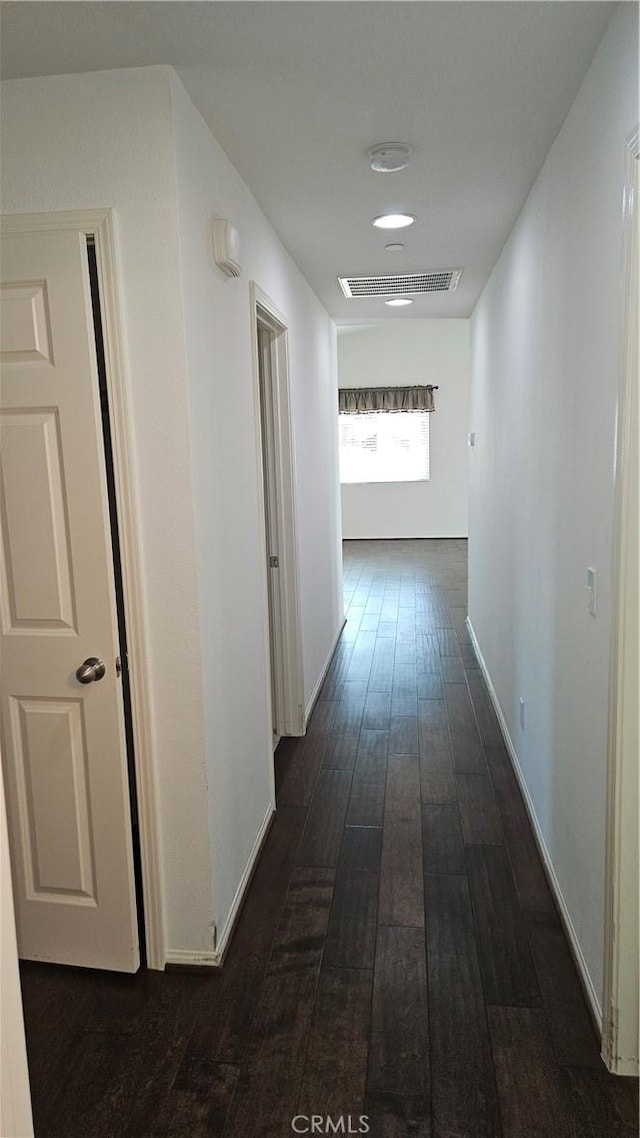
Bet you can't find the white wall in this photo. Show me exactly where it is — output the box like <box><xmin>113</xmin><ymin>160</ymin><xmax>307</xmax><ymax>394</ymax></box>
<box><xmin>468</xmin><ymin>3</ymin><xmax>638</xmax><ymax>1017</ymax></box>
<box><xmin>338</xmin><ymin>321</ymin><xmax>469</xmax><ymax>538</ymax></box>
<box><xmin>169</xmin><ymin>74</ymin><xmax>343</xmax><ymax>940</ymax></box>
<box><xmin>1</xmin><ymin>67</ymin><xmax>215</xmax><ymax>960</ymax></box>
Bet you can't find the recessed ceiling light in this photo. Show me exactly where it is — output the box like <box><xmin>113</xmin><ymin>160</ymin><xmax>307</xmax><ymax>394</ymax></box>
<box><xmin>372</xmin><ymin>213</ymin><xmax>415</xmax><ymax>230</ymax></box>
<box><xmin>368</xmin><ymin>143</ymin><xmax>411</xmax><ymax>173</ymax></box>
<box><xmin>385</xmin><ymin>243</ymin><xmax>405</xmax><ymax>252</ymax></box>
<box><xmin>385</xmin><ymin>297</ymin><xmax>413</xmax><ymax>307</ymax></box>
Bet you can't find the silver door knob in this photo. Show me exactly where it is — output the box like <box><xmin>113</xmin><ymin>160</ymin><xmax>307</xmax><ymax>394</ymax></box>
<box><xmin>76</xmin><ymin>657</ymin><xmax>106</xmax><ymax>684</ymax></box>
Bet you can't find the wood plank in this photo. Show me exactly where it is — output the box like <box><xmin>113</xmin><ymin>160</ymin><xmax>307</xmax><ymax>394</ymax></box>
<box><xmin>389</xmin><ymin>715</ymin><xmax>419</xmax><ymax>755</ymax></box>
<box><xmin>466</xmin><ymin>670</ymin><xmax>504</xmax><ymax>747</ymax></box>
<box><xmin>353</xmin><ymin>728</ymin><xmax>389</xmax><ymax>785</ymax></box>
<box><xmin>295</xmin><ymin>771</ymin><xmax>352</xmax><ymax>867</ymax></box>
<box><xmin>368</xmin><ymin>926</ymin><xmax>430</xmax><ymax>1098</ymax></box>
<box><xmin>416</xmin><ymin>672</ymin><xmax>443</xmax><ymax>700</ymax></box>
<box><xmin>306</xmin><ymin>698</ymin><xmax>338</xmax><ymax>736</ymax></box>
<box><xmin>362</xmin><ymin>691</ymin><xmax>392</xmax><ymax>730</ymax></box>
<box><xmin>346</xmin><ymin>629</ymin><xmax>377</xmax><ymax>682</ymax></box>
<box><xmin>377</xmin><ymin>620</ymin><xmax>398</xmax><ymax>639</ymax></box>
<box><xmin>391</xmin><ymin>662</ymin><xmax>418</xmax><ymax>717</ymax></box>
<box><xmin>436</xmin><ymin>629</ymin><xmax>461</xmax><ymax>657</ymax></box>
<box><xmin>222</xmin><ymin>869</ymin><xmax>334</xmax><ymax>1135</ymax></box>
<box><xmin>319</xmin><ymin>640</ymin><xmax>353</xmax><ymax>700</ymax></box>
<box><xmin>443</xmin><ymin>682</ymin><xmax>486</xmax><ymax>773</ymax></box>
<box><xmin>333</xmin><ymin>679</ymin><xmax>368</xmax><ymax>732</ymax></box>
<box><xmin>460</xmin><ymin>644</ymin><xmax>480</xmax><ymax>669</ymax></box>
<box><xmin>364</xmin><ymin>1094</ymin><xmax>431</xmax><ymax>1137</ymax></box>
<box><xmin>385</xmin><ymin>754</ymin><xmax>421</xmax><ymax>821</ymax></box>
<box><xmin>456</xmin><ymin>773</ymin><xmax>504</xmax><ymax>845</ymax></box>
<box><xmin>33</xmin><ymin>1031</ymin><xmax>140</xmax><ymax>1138</ymax></box>
<box><xmin>269</xmin><ymin>866</ymin><xmax>335</xmax><ymax>974</ymax></box>
<box><xmin>416</xmin><ymin>634</ymin><xmax>441</xmax><ymax>673</ymax></box>
<box><xmin>222</xmin><ymin>968</ymin><xmax>321</xmax><ymax>1137</ymax></box>
<box><xmin>484</xmin><ymin>744</ymin><xmax>523</xmax><ymax>818</ymax></box>
<box><xmin>501</xmin><ymin>808</ymin><xmax>556</xmax><ymax>913</ymax></box>
<box><xmin>466</xmin><ymin>846</ymin><xmax>541</xmax><ymax>1006</ymax></box>
<box><xmin>422</xmin><ymin>805</ymin><xmax>466</xmax><ymax>874</ymax></box>
<box><xmin>159</xmin><ymin>1059</ymin><xmax>240</xmax><ymax>1138</ymax></box>
<box><xmin>429</xmin><ymin>944</ymin><xmax>501</xmax><ymax>1138</ymax></box>
<box><xmin>563</xmin><ymin>1068</ymin><xmax>640</xmax><ymax>1138</ymax></box>
<box><xmin>368</xmin><ymin>638</ymin><xmax>396</xmax><ymax>692</ymax></box>
<box><xmin>450</xmin><ymin>605</ymin><xmax>471</xmax><ymax>640</ymax></box>
<box><xmin>324</xmin><ymin>826</ymin><xmax>382</xmax><ymax>969</ymax></box>
<box><xmin>418</xmin><ymin>700</ymin><xmax>457</xmax><ymax>805</ymax></box>
<box><xmin>526</xmin><ymin>911</ymin><xmax>602</xmax><ymax>1068</ymax></box>
<box><xmin>298</xmin><ymin>968</ymin><xmax>372</xmax><ymax>1117</ymax></box>
<box><xmin>231</xmin><ymin>803</ymin><xmax>307</xmax><ymax>961</ymax></box>
<box><xmin>394</xmin><ymin>640</ymin><xmax>417</xmax><ymax>665</ymax></box>
<box><xmin>346</xmin><ymin>780</ymin><xmax>386</xmax><ymax>827</ymax></box>
<box><xmin>379</xmin><ymin>817</ymin><xmax>424</xmax><ymax>927</ymax></box>
<box><xmin>322</xmin><ymin>730</ymin><xmax>360</xmax><ymax>771</ymax></box>
<box><xmin>276</xmin><ymin>730</ymin><xmax>329</xmax><ymax>807</ymax></box>
<box><xmin>439</xmin><ymin>656</ymin><xmax>466</xmax><ymax>683</ymax></box>
<box><xmin>424</xmin><ymin>873</ymin><xmax>477</xmax><ymax>963</ymax></box>
<box><xmin>488</xmin><ymin>1006</ymin><xmax>594</xmax><ymax>1138</ymax></box>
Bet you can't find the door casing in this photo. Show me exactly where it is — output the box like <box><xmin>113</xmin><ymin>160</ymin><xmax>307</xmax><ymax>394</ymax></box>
<box><xmin>1</xmin><ymin>209</ymin><xmax>165</xmax><ymax>970</ymax></box>
<box><xmin>250</xmin><ymin>282</ymin><xmax>305</xmax><ymax>747</ymax></box>
<box><xmin>601</xmin><ymin>127</ymin><xmax>640</xmax><ymax>1076</ymax></box>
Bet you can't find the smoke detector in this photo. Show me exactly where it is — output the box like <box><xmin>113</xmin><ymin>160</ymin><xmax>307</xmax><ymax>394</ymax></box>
<box><xmin>367</xmin><ymin>142</ymin><xmax>411</xmax><ymax>173</ymax></box>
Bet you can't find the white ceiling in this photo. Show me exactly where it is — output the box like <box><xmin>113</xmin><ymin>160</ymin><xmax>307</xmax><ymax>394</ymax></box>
<box><xmin>1</xmin><ymin>2</ymin><xmax>615</xmax><ymax>321</ymax></box>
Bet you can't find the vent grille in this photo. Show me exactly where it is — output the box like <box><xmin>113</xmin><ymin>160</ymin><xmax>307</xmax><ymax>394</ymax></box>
<box><xmin>338</xmin><ymin>270</ymin><xmax>462</xmax><ymax>298</ymax></box>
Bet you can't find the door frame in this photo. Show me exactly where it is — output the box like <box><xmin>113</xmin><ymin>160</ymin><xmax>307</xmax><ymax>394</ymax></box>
<box><xmin>250</xmin><ymin>282</ymin><xmax>305</xmax><ymax>739</ymax></box>
<box><xmin>601</xmin><ymin>127</ymin><xmax>639</xmax><ymax>1076</ymax></box>
<box><xmin>1</xmin><ymin>209</ymin><xmax>165</xmax><ymax>970</ymax></box>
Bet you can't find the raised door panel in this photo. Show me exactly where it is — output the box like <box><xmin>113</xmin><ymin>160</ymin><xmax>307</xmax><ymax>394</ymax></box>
<box><xmin>9</xmin><ymin>697</ymin><xmax>95</xmax><ymax>902</ymax></box>
<box><xmin>1</xmin><ymin>409</ymin><xmax>76</xmax><ymax>634</ymax></box>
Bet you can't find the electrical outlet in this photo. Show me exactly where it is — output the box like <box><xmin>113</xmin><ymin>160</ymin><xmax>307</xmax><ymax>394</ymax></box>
<box><xmin>468</xmin><ymin>431</ymin><xmax>476</xmax><ymax>447</ymax></box>
<box><xmin>586</xmin><ymin>567</ymin><xmax>597</xmax><ymax>616</ymax></box>
<box><xmin>519</xmin><ymin>698</ymin><xmax>525</xmax><ymax>729</ymax></box>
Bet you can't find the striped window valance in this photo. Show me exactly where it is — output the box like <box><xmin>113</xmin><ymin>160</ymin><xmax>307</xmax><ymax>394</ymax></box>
<box><xmin>338</xmin><ymin>385</ymin><xmax>437</xmax><ymax>414</ymax></box>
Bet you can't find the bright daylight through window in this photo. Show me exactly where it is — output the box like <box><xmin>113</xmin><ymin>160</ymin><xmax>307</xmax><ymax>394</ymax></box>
<box><xmin>339</xmin><ymin>410</ymin><xmax>430</xmax><ymax>484</ymax></box>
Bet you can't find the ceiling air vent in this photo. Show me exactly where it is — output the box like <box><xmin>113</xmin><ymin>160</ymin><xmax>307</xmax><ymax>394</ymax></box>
<box><xmin>338</xmin><ymin>270</ymin><xmax>462</xmax><ymax>298</ymax></box>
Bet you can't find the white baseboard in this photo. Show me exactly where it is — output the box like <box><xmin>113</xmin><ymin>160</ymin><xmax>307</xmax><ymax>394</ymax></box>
<box><xmin>164</xmin><ymin>802</ymin><xmax>275</xmax><ymax>970</ymax></box>
<box><xmin>164</xmin><ymin>948</ymin><xmax>218</xmax><ymax>968</ymax></box>
<box><xmin>466</xmin><ymin>616</ymin><xmax>603</xmax><ymax>1033</ymax></box>
<box><xmin>304</xmin><ymin>617</ymin><xmax>347</xmax><ymax>728</ymax></box>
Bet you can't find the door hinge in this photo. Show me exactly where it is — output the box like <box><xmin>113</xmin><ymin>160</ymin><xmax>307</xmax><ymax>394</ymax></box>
<box><xmin>269</xmin><ymin>555</ymin><xmax>279</xmax><ymax>568</ymax></box>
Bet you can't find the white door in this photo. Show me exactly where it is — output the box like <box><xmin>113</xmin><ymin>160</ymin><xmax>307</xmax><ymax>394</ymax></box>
<box><xmin>0</xmin><ymin>227</ymin><xmax>139</xmax><ymax>972</ymax></box>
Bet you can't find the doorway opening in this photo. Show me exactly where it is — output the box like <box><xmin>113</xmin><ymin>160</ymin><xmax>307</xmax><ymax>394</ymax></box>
<box><xmin>251</xmin><ymin>284</ymin><xmax>305</xmax><ymax>746</ymax></box>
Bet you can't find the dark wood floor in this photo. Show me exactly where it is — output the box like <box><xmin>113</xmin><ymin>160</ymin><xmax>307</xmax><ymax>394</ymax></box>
<box><xmin>20</xmin><ymin>540</ymin><xmax>638</xmax><ymax>1137</ymax></box>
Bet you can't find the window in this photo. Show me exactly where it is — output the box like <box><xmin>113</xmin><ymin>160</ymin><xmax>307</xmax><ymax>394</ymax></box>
<box><xmin>339</xmin><ymin>409</ymin><xmax>430</xmax><ymax>484</ymax></box>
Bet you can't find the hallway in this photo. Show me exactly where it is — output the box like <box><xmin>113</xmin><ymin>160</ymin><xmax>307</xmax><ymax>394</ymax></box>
<box><xmin>20</xmin><ymin>540</ymin><xmax>637</xmax><ymax>1137</ymax></box>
